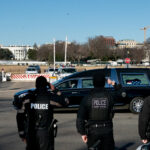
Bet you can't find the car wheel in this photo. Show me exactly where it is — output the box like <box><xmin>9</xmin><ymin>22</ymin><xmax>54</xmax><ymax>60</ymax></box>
<box><xmin>129</xmin><ymin>97</ymin><xmax>144</xmax><ymax>114</ymax></box>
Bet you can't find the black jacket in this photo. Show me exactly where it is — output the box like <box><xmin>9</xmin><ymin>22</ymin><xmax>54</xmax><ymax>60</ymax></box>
<box><xmin>76</xmin><ymin>87</ymin><xmax>114</xmax><ymax>135</ymax></box>
<box><xmin>139</xmin><ymin>96</ymin><xmax>150</xmax><ymax>139</ymax></box>
<box><xmin>16</xmin><ymin>88</ymin><xmax>67</xmax><ymax>139</ymax></box>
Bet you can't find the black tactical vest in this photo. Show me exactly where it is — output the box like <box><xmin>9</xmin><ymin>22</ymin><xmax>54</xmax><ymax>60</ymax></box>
<box><xmin>89</xmin><ymin>89</ymin><xmax>113</xmax><ymax>121</ymax></box>
<box><xmin>27</xmin><ymin>89</ymin><xmax>53</xmax><ymax>129</ymax></box>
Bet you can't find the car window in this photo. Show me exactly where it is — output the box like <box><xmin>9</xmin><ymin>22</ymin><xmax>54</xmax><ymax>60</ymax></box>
<box><xmin>82</xmin><ymin>79</ymin><xmax>94</xmax><ymax>88</ymax></box>
<box><xmin>27</xmin><ymin>68</ymin><xmax>31</xmax><ymax>71</ymax></box>
<box><xmin>70</xmin><ymin>80</ymin><xmax>78</xmax><ymax>88</ymax></box>
<box><xmin>61</xmin><ymin>68</ymin><xmax>76</xmax><ymax>73</ymax></box>
<box><xmin>48</xmin><ymin>69</ymin><xmax>54</xmax><ymax>72</ymax></box>
<box><xmin>57</xmin><ymin>79</ymin><xmax>78</xmax><ymax>90</ymax></box>
<box><xmin>52</xmin><ymin>78</ymin><xmax>64</xmax><ymax>85</ymax></box>
<box><xmin>29</xmin><ymin>65</ymin><xmax>40</xmax><ymax>69</ymax></box>
<box><xmin>121</xmin><ymin>73</ymin><xmax>150</xmax><ymax>86</ymax></box>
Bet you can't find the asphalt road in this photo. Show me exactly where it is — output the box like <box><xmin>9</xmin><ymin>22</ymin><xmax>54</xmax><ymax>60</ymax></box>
<box><xmin>0</xmin><ymin>81</ymin><xmax>142</xmax><ymax>150</ymax></box>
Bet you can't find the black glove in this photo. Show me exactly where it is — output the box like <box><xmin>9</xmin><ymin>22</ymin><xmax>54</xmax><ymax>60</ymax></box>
<box><xmin>19</xmin><ymin>131</ymin><xmax>26</xmax><ymax>139</ymax></box>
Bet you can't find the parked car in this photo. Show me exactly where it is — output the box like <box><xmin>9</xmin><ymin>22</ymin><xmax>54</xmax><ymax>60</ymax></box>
<box><xmin>45</xmin><ymin>68</ymin><xmax>58</xmax><ymax>76</ymax></box>
<box><xmin>57</xmin><ymin>67</ymin><xmax>77</xmax><ymax>78</ymax></box>
<box><xmin>25</xmin><ymin>67</ymin><xmax>39</xmax><ymax>74</ymax></box>
<box><xmin>28</xmin><ymin>65</ymin><xmax>41</xmax><ymax>73</ymax></box>
<box><xmin>14</xmin><ymin>68</ymin><xmax>150</xmax><ymax>113</ymax></box>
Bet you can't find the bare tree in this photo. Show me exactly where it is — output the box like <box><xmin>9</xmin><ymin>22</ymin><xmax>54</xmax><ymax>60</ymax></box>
<box><xmin>128</xmin><ymin>48</ymin><xmax>145</xmax><ymax>64</ymax></box>
<box><xmin>142</xmin><ymin>44</ymin><xmax>150</xmax><ymax>62</ymax></box>
<box><xmin>55</xmin><ymin>41</ymin><xmax>65</xmax><ymax>61</ymax></box>
<box><xmin>76</xmin><ymin>44</ymin><xmax>89</xmax><ymax>63</ymax></box>
<box><xmin>108</xmin><ymin>48</ymin><xmax>123</xmax><ymax>61</ymax></box>
<box><xmin>67</xmin><ymin>42</ymin><xmax>90</xmax><ymax>63</ymax></box>
<box><xmin>88</xmin><ymin>36</ymin><xmax>110</xmax><ymax>60</ymax></box>
<box><xmin>67</xmin><ymin>42</ymin><xmax>79</xmax><ymax>62</ymax></box>
<box><xmin>37</xmin><ymin>44</ymin><xmax>53</xmax><ymax>63</ymax></box>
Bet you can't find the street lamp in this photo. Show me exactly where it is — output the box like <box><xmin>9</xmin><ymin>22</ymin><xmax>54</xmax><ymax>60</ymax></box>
<box><xmin>53</xmin><ymin>38</ymin><xmax>56</xmax><ymax>71</ymax></box>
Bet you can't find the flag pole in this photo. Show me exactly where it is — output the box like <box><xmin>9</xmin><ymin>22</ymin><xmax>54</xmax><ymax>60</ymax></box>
<box><xmin>64</xmin><ymin>36</ymin><xmax>68</xmax><ymax>66</ymax></box>
<box><xmin>53</xmin><ymin>38</ymin><xmax>56</xmax><ymax>71</ymax></box>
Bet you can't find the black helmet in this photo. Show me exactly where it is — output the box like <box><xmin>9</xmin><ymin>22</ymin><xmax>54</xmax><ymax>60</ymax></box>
<box><xmin>93</xmin><ymin>72</ymin><xmax>105</xmax><ymax>88</ymax></box>
<box><xmin>137</xmin><ymin>142</ymin><xmax>150</xmax><ymax>150</ymax></box>
<box><xmin>35</xmin><ymin>76</ymin><xmax>48</xmax><ymax>89</ymax></box>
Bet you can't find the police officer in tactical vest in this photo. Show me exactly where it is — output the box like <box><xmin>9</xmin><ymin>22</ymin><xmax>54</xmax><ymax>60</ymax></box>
<box><xmin>16</xmin><ymin>76</ymin><xmax>68</xmax><ymax>150</ymax></box>
<box><xmin>76</xmin><ymin>72</ymin><xmax>115</xmax><ymax>150</ymax></box>
<box><xmin>138</xmin><ymin>96</ymin><xmax>150</xmax><ymax>148</ymax></box>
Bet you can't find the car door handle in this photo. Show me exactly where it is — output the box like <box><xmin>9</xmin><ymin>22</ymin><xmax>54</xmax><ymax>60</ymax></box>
<box><xmin>72</xmin><ymin>92</ymin><xmax>78</xmax><ymax>94</ymax></box>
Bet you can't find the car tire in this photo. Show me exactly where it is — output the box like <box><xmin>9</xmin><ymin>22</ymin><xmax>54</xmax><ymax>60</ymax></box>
<box><xmin>129</xmin><ymin>97</ymin><xmax>144</xmax><ymax>114</ymax></box>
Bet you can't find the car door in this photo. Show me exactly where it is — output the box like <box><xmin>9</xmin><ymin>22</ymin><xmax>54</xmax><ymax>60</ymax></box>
<box><xmin>107</xmin><ymin>68</ymin><xmax>125</xmax><ymax>105</ymax></box>
<box><xmin>56</xmin><ymin>78</ymin><xmax>82</xmax><ymax>107</ymax></box>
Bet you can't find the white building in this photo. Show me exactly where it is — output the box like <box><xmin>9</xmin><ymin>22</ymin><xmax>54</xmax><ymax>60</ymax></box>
<box><xmin>1</xmin><ymin>45</ymin><xmax>33</xmax><ymax>60</ymax></box>
<box><xmin>117</xmin><ymin>39</ymin><xmax>139</xmax><ymax>49</ymax></box>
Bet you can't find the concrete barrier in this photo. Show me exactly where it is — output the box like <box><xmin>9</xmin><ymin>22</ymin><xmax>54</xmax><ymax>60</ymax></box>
<box><xmin>11</xmin><ymin>74</ymin><xmax>58</xmax><ymax>83</ymax></box>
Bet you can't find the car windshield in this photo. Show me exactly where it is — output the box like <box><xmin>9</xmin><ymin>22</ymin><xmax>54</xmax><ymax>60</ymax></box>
<box><xmin>48</xmin><ymin>68</ymin><xmax>58</xmax><ymax>72</ymax></box>
<box><xmin>62</xmin><ymin>68</ymin><xmax>76</xmax><ymax>73</ymax></box>
<box><xmin>52</xmin><ymin>78</ymin><xmax>64</xmax><ymax>85</ymax></box>
<box><xmin>29</xmin><ymin>65</ymin><xmax>40</xmax><ymax>68</ymax></box>
<box><xmin>48</xmin><ymin>69</ymin><xmax>54</xmax><ymax>71</ymax></box>
<box><xmin>121</xmin><ymin>73</ymin><xmax>150</xmax><ymax>86</ymax></box>
<box><xmin>27</xmin><ymin>68</ymin><xmax>36</xmax><ymax>71</ymax></box>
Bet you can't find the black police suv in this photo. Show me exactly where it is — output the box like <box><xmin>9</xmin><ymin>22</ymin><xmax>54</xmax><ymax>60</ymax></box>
<box><xmin>13</xmin><ymin>68</ymin><xmax>150</xmax><ymax>113</ymax></box>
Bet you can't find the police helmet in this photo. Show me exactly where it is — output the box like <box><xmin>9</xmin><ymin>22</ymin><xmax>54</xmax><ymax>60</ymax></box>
<box><xmin>93</xmin><ymin>72</ymin><xmax>105</xmax><ymax>88</ymax></box>
<box><xmin>36</xmin><ymin>76</ymin><xmax>48</xmax><ymax>89</ymax></box>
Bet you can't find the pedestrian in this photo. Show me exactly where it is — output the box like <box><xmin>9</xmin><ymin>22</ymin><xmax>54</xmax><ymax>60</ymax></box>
<box><xmin>76</xmin><ymin>72</ymin><xmax>115</xmax><ymax>150</ymax></box>
<box><xmin>15</xmin><ymin>76</ymin><xmax>68</xmax><ymax>150</ymax></box>
<box><xmin>138</xmin><ymin>96</ymin><xmax>150</xmax><ymax>145</ymax></box>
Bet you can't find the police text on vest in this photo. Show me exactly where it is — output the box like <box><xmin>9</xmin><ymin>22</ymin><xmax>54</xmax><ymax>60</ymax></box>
<box><xmin>31</xmin><ymin>103</ymin><xmax>48</xmax><ymax>110</ymax></box>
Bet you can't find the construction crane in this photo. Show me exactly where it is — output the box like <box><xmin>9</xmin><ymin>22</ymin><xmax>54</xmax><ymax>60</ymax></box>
<box><xmin>140</xmin><ymin>26</ymin><xmax>150</xmax><ymax>43</ymax></box>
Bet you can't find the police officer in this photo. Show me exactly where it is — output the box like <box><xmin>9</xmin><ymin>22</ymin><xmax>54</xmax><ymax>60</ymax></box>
<box><xmin>76</xmin><ymin>72</ymin><xmax>115</xmax><ymax>150</ymax></box>
<box><xmin>15</xmin><ymin>76</ymin><xmax>68</xmax><ymax>150</ymax></box>
<box><xmin>139</xmin><ymin>96</ymin><xmax>150</xmax><ymax>145</ymax></box>
<box><xmin>136</xmin><ymin>142</ymin><xmax>150</xmax><ymax>150</ymax></box>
